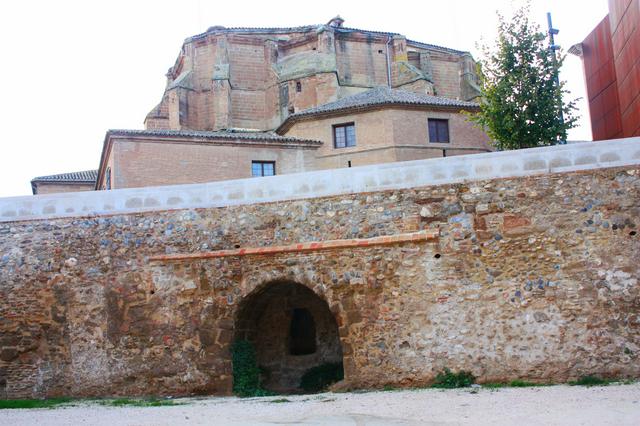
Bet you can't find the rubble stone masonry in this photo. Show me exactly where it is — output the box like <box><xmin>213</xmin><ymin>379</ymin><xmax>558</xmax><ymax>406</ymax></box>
<box><xmin>1</xmin><ymin>142</ymin><xmax>639</xmax><ymax>398</ymax></box>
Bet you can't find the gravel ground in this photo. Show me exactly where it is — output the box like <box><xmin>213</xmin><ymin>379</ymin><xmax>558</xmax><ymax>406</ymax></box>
<box><xmin>2</xmin><ymin>384</ymin><xmax>639</xmax><ymax>425</ymax></box>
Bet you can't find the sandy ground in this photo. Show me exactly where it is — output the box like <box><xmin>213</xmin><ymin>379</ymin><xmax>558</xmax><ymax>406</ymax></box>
<box><xmin>1</xmin><ymin>384</ymin><xmax>639</xmax><ymax>425</ymax></box>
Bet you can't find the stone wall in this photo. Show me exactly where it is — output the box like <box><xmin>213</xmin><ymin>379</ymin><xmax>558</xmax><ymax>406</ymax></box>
<box><xmin>1</xmin><ymin>140</ymin><xmax>640</xmax><ymax>399</ymax></box>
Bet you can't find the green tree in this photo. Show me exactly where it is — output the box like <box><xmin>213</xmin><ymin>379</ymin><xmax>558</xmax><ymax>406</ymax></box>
<box><xmin>471</xmin><ymin>4</ymin><xmax>578</xmax><ymax>150</ymax></box>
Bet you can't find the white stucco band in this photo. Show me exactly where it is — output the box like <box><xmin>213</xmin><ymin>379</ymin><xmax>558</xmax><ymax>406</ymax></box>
<box><xmin>2</xmin><ymin>137</ymin><xmax>640</xmax><ymax>223</ymax></box>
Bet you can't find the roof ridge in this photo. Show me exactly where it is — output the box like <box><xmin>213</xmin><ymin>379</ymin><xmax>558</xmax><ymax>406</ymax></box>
<box><xmin>106</xmin><ymin>128</ymin><xmax>322</xmax><ymax>144</ymax></box>
<box><xmin>185</xmin><ymin>23</ymin><xmax>468</xmax><ymax>56</ymax></box>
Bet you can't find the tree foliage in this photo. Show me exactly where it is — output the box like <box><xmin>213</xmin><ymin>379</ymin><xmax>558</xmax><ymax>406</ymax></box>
<box><xmin>471</xmin><ymin>4</ymin><xmax>578</xmax><ymax>150</ymax></box>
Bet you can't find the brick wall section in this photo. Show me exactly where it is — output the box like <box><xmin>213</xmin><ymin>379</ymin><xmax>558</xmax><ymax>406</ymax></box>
<box><xmin>145</xmin><ymin>26</ymin><xmax>480</xmax><ymax>132</ymax></box>
<box><xmin>335</xmin><ymin>36</ymin><xmax>389</xmax><ymax>87</ymax></box>
<box><xmin>111</xmin><ymin>138</ymin><xmax>318</xmax><ymax>189</ymax></box>
<box><xmin>1</xmin><ymin>165</ymin><xmax>639</xmax><ymax>398</ymax></box>
<box><xmin>283</xmin><ymin>107</ymin><xmax>492</xmax><ymax>169</ymax></box>
<box><xmin>430</xmin><ymin>52</ymin><xmax>462</xmax><ymax>98</ymax></box>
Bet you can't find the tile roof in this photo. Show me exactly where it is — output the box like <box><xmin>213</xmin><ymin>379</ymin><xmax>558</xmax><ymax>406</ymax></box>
<box><xmin>106</xmin><ymin>129</ymin><xmax>322</xmax><ymax>145</ymax></box>
<box><xmin>405</xmin><ymin>39</ymin><xmax>468</xmax><ymax>55</ymax></box>
<box><xmin>31</xmin><ymin>170</ymin><xmax>98</xmax><ymax>183</ymax></box>
<box><xmin>187</xmin><ymin>23</ymin><xmax>468</xmax><ymax>55</ymax></box>
<box><xmin>188</xmin><ymin>25</ymin><xmax>320</xmax><ymax>41</ymax></box>
<box><xmin>278</xmin><ymin>87</ymin><xmax>479</xmax><ymax>130</ymax></box>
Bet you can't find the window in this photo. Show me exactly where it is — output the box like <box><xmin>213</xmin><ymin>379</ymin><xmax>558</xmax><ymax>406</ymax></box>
<box><xmin>333</xmin><ymin>122</ymin><xmax>356</xmax><ymax>148</ymax></box>
<box><xmin>105</xmin><ymin>167</ymin><xmax>111</xmax><ymax>190</ymax></box>
<box><xmin>296</xmin><ymin>81</ymin><xmax>302</xmax><ymax>92</ymax></box>
<box><xmin>289</xmin><ymin>308</ymin><xmax>316</xmax><ymax>355</ymax></box>
<box><xmin>428</xmin><ymin>119</ymin><xmax>450</xmax><ymax>143</ymax></box>
<box><xmin>251</xmin><ymin>161</ymin><xmax>275</xmax><ymax>177</ymax></box>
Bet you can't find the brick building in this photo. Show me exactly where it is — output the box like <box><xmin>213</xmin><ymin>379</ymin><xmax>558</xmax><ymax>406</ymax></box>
<box><xmin>30</xmin><ymin>170</ymin><xmax>97</xmax><ymax>195</ymax></box>
<box><xmin>32</xmin><ymin>17</ymin><xmax>491</xmax><ymax>194</ymax></box>
<box><xmin>569</xmin><ymin>0</ymin><xmax>640</xmax><ymax>140</ymax></box>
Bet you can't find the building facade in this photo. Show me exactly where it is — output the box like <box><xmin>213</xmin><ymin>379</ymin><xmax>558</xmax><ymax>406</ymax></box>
<box><xmin>570</xmin><ymin>0</ymin><xmax>640</xmax><ymax>140</ymax></box>
<box><xmin>30</xmin><ymin>170</ymin><xmax>97</xmax><ymax>195</ymax></box>
<box><xmin>32</xmin><ymin>17</ymin><xmax>491</xmax><ymax>194</ymax></box>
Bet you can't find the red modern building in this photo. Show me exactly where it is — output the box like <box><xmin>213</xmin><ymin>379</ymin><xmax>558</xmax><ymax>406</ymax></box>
<box><xmin>570</xmin><ymin>0</ymin><xmax>640</xmax><ymax>140</ymax></box>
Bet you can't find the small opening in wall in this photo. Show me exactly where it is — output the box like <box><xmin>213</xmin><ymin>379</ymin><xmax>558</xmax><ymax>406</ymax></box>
<box><xmin>347</xmin><ymin>160</ymin><xmax>352</xmax><ymax>168</ymax></box>
<box><xmin>290</xmin><ymin>308</ymin><xmax>317</xmax><ymax>355</ymax></box>
<box><xmin>630</xmin><ymin>231</ymin><xmax>637</xmax><ymax>236</ymax></box>
<box><xmin>312</xmin><ymin>47</ymin><xmax>317</xmax><ymax>51</ymax></box>
<box><xmin>288</xmin><ymin>106</ymin><xmax>295</xmax><ymax>113</ymax></box>
<box><xmin>150</xmin><ymin>290</ymin><xmax>155</xmax><ymax>295</ymax></box>
<box><xmin>234</xmin><ymin>244</ymin><xmax>241</xmax><ymax>249</ymax></box>
<box><xmin>296</xmin><ymin>81</ymin><xmax>302</xmax><ymax>92</ymax></box>
<box><xmin>442</xmin><ymin>149</ymin><xmax>447</xmax><ymax>157</ymax></box>
<box><xmin>378</xmin><ymin>49</ymin><xmax>383</xmax><ymax>54</ymax></box>
<box><xmin>434</xmin><ymin>253</ymin><xmax>441</xmax><ymax>259</ymax></box>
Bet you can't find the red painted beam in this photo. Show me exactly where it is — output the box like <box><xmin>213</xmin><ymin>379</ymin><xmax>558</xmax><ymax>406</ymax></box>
<box><xmin>149</xmin><ymin>230</ymin><xmax>438</xmax><ymax>262</ymax></box>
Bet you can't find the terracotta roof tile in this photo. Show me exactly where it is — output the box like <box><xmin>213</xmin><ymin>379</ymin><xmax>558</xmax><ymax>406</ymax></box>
<box><xmin>31</xmin><ymin>170</ymin><xmax>98</xmax><ymax>183</ymax></box>
<box><xmin>278</xmin><ymin>87</ymin><xmax>479</xmax><ymax>131</ymax></box>
<box><xmin>107</xmin><ymin>129</ymin><xmax>322</xmax><ymax>145</ymax></box>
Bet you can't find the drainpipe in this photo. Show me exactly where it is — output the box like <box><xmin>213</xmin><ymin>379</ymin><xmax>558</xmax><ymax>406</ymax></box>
<box><xmin>385</xmin><ymin>35</ymin><xmax>392</xmax><ymax>88</ymax></box>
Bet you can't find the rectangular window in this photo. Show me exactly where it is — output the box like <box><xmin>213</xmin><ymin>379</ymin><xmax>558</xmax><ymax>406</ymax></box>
<box><xmin>428</xmin><ymin>119</ymin><xmax>450</xmax><ymax>143</ymax></box>
<box><xmin>251</xmin><ymin>161</ymin><xmax>276</xmax><ymax>177</ymax></box>
<box><xmin>333</xmin><ymin>123</ymin><xmax>356</xmax><ymax>148</ymax></box>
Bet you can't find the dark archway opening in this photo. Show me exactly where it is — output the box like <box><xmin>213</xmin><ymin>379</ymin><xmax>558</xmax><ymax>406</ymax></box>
<box><xmin>235</xmin><ymin>280</ymin><xmax>343</xmax><ymax>393</ymax></box>
<box><xmin>290</xmin><ymin>308</ymin><xmax>317</xmax><ymax>355</ymax></box>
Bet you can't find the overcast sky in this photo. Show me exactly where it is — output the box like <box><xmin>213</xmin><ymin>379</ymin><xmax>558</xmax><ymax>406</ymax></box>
<box><xmin>0</xmin><ymin>0</ymin><xmax>608</xmax><ymax>197</ymax></box>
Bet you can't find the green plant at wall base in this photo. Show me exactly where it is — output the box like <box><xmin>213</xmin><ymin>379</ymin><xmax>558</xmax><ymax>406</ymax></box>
<box><xmin>431</xmin><ymin>368</ymin><xmax>476</xmax><ymax>388</ymax></box>
<box><xmin>568</xmin><ymin>375</ymin><xmax>611</xmax><ymax>386</ymax></box>
<box><xmin>231</xmin><ymin>340</ymin><xmax>271</xmax><ymax>397</ymax></box>
<box><xmin>300</xmin><ymin>362</ymin><xmax>344</xmax><ymax>393</ymax></box>
<box><xmin>469</xmin><ymin>2</ymin><xmax>578</xmax><ymax>149</ymax></box>
<box><xmin>0</xmin><ymin>398</ymin><xmax>72</xmax><ymax>409</ymax></box>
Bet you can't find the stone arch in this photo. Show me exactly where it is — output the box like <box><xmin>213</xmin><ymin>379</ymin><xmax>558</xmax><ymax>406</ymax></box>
<box><xmin>234</xmin><ymin>278</ymin><xmax>344</xmax><ymax>393</ymax></box>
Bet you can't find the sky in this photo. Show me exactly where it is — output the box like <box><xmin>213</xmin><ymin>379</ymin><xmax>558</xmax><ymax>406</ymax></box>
<box><xmin>0</xmin><ymin>0</ymin><xmax>609</xmax><ymax>197</ymax></box>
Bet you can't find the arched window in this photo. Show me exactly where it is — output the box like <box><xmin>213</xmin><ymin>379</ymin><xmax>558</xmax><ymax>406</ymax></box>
<box><xmin>289</xmin><ymin>308</ymin><xmax>316</xmax><ymax>355</ymax></box>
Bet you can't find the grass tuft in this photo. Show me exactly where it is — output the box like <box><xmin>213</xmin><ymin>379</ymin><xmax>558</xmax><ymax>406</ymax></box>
<box><xmin>0</xmin><ymin>398</ymin><xmax>72</xmax><ymax>409</ymax></box>
<box><xmin>569</xmin><ymin>376</ymin><xmax>611</xmax><ymax>387</ymax></box>
<box><xmin>431</xmin><ymin>368</ymin><xmax>476</xmax><ymax>389</ymax></box>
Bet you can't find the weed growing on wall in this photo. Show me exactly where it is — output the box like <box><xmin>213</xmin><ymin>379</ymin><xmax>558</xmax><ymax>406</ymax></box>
<box><xmin>231</xmin><ymin>340</ymin><xmax>271</xmax><ymax>397</ymax></box>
